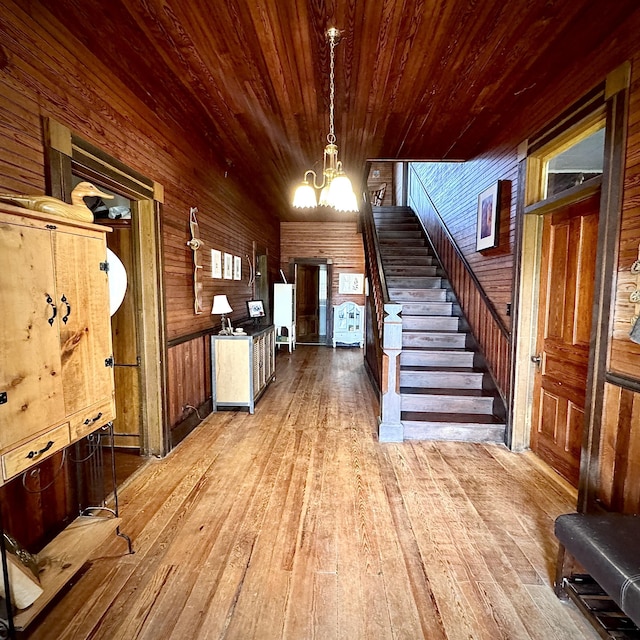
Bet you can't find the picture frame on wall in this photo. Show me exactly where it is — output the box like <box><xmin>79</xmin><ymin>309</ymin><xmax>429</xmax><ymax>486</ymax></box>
<box><xmin>211</xmin><ymin>249</ymin><xmax>222</xmax><ymax>279</ymax></box>
<box><xmin>476</xmin><ymin>181</ymin><xmax>500</xmax><ymax>251</ymax></box>
<box><xmin>338</xmin><ymin>273</ymin><xmax>364</xmax><ymax>294</ymax></box>
<box><xmin>223</xmin><ymin>252</ymin><xmax>233</xmax><ymax>279</ymax></box>
<box><xmin>233</xmin><ymin>255</ymin><xmax>241</xmax><ymax>280</ymax></box>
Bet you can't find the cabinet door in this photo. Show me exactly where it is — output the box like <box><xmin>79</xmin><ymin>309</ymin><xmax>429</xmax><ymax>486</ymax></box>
<box><xmin>53</xmin><ymin>231</ymin><xmax>113</xmax><ymax>416</ymax></box>
<box><xmin>0</xmin><ymin>222</ymin><xmax>66</xmax><ymax>449</ymax></box>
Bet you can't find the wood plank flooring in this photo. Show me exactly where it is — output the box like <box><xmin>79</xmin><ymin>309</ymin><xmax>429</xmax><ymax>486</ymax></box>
<box><xmin>24</xmin><ymin>346</ymin><xmax>598</xmax><ymax>639</ymax></box>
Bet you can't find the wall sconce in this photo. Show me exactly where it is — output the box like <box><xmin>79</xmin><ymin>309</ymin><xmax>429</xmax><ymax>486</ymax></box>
<box><xmin>211</xmin><ymin>294</ymin><xmax>233</xmax><ymax>334</ymax></box>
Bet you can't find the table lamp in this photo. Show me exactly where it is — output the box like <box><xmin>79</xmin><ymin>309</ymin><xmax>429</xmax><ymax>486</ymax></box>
<box><xmin>211</xmin><ymin>294</ymin><xmax>232</xmax><ymax>334</ymax></box>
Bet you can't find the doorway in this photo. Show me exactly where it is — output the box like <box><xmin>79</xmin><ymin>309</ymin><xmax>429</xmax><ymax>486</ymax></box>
<box><xmin>45</xmin><ymin>118</ymin><xmax>167</xmax><ymax>489</ymax></box>
<box><xmin>290</xmin><ymin>260</ymin><xmax>332</xmax><ymax>345</ymax></box>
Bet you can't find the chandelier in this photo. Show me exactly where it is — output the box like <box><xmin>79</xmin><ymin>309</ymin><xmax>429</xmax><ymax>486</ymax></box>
<box><xmin>292</xmin><ymin>28</ymin><xmax>358</xmax><ymax>212</ymax></box>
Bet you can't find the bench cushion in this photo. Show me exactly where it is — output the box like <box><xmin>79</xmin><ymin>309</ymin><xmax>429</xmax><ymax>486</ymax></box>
<box><xmin>555</xmin><ymin>513</ymin><xmax>640</xmax><ymax>627</ymax></box>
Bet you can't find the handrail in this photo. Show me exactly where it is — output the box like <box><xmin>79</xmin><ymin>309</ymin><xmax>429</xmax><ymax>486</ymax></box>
<box><xmin>408</xmin><ymin>165</ymin><xmax>510</xmax><ymax>339</ymax></box>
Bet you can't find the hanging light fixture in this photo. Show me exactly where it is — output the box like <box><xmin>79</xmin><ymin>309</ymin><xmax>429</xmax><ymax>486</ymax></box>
<box><xmin>292</xmin><ymin>28</ymin><xmax>358</xmax><ymax>212</ymax></box>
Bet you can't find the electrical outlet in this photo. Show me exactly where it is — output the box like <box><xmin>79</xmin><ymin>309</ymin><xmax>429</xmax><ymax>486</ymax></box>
<box><xmin>506</xmin><ymin>303</ymin><xmax>512</xmax><ymax>316</ymax></box>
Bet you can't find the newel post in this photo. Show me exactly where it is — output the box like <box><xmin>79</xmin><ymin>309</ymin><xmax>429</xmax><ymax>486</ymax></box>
<box><xmin>379</xmin><ymin>302</ymin><xmax>403</xmax><ymax>442</ymax></box>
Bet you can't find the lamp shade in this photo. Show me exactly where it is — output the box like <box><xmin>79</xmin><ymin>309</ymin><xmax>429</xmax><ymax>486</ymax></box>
<box><xmin>211</xmin><ymin>294</ymin><xmax>232</xmax><ymax>315</ymax></box>
<box><xmin>293</xmin><ymin>182</ymin><xmax>317</xmax><ymax>208</ymax></box>
<box><xmin>328</xmin><ymin>173</ymin><xmax>358</xmax><ymax>211</ymax></box>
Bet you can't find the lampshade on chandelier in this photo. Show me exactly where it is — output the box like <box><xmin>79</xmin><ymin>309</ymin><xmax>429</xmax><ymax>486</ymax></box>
<box><xmin>292</xmin><ymin>28</ymin><xmax>358</xmax><ymax>212</ymax></box>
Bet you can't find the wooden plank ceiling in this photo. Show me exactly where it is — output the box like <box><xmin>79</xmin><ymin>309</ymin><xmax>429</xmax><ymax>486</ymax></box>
<box><xmin>31</xmin><ymin>0</ymin><xmax>640</xmax><ymax>219</ymax></box>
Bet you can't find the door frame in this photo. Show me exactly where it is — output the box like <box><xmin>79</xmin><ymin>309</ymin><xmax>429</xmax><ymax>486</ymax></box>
<box><xmin>44</xmin><ymin>118</ymin><xmax>169</xmax><ymax>457</ymax></box>
<box><xmin>288</xmin><ymin>258</ymin><xmax>333</xmax><ymax>346</ymax></box>
<box><xmin>510</xmin><ymin>65</ymin><xmax>629</xmax><ymax>510</ymax></box>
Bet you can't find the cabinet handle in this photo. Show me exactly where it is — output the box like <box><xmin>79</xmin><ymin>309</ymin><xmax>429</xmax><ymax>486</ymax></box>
<box><xmin>26</xmin><ymin>440</ymin><xmax>54</xmax><ymax>460</ymax></box>
<box><xmin>61</xmin><ymin>294</ymin><xmax>71</xmax><ymax>324</ymax></box>
<box><xmin>46</xmin><ymin>294</ymin><xmax>57</xmax><ymax>326</ymax></box>
<box><xmin>83</xmin><ymin>411</ymin><xmax>103</xmax><ymax>426</ymax></box>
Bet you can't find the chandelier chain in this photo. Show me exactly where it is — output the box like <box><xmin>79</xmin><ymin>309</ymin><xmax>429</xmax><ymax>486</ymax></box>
<box><xmin>328</xmin><ymin>31</ymin><xmax>336</xmax><ymax>144</ymax></box>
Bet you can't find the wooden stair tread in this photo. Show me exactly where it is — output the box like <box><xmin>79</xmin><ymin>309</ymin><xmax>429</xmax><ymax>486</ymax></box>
<box><xmin>400</xmin><ymin>365</ymin><xmax>480</xmax><ymax>373</ymax></box>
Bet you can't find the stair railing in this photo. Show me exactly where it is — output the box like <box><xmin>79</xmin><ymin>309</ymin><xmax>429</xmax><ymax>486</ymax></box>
<box><xmin>361</xmin><ymin>199</ymin><xmax>404</xmax><ymax>442</ymax></box>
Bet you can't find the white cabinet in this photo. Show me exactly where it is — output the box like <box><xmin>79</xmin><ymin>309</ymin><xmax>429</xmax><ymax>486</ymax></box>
<box><xmin>273</xmin><ymin>283</ymin><xmax>296</xmax><ymax>352</ymax></box>
<box><xmin>211</xmin><ymin>325</ymin><xmax>275</xmax><ymax>413</ymax></box>
<box><xmin>332</xmin><ymin>302</ymin><xmax>364</xmax><ymax>348</ymax></box>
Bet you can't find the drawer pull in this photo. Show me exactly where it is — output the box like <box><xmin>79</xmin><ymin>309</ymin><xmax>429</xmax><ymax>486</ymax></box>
<box><xmin>26</xmin><ymin>440</ymin><xmax>54</xmax><ymax>460</ymax></box>
<box><xmin>83</xmin><ymin>411</ymin><xmax>103</xmax><ymax>426</ymax></box>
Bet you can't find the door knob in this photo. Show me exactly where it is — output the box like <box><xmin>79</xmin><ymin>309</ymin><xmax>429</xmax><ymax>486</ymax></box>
<box><xmin>531</xmin><ymin>354</ymin><xmax>542</xmax><ymax>366</ymax></box>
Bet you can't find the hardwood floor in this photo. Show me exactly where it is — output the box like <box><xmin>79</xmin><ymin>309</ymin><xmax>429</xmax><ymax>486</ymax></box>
<box><xmin>24</xmin><ymin>347</ymin><xmax>597</xmax><ymax>639</ymax></box>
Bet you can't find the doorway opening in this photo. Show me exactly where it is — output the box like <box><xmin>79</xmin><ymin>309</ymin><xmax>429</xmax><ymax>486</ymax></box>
<box><xmin>45</xmin><ymin>118</ymin><xmax>167</xmax><ymax>493</ymax></box>
<box><xmin>290</xmin><ymin>259</ymin><xmax>332</xmax><ymax>345</ymax></box>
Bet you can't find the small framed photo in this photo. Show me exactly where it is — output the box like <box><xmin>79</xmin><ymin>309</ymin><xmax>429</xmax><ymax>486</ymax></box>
<box><xmin>233</xmin><ymin>255</ymin><xmax>242</xmax><ymax>280</ymax></box>
<box><xmin>223</xmin><ymin>252</ymin><xmax>233</xmax><ymax>279</ymax></box>
<box><xmin>211</xmin><ymin>249</ymin><xmax>222</xmax><ymax>278</ymax></box>
<box><xmin>247</xmin><ymin>299</ymin><xmax>265</xmax><ymax>318</ymax></box>
<box><xmin>338</xmin><ymin>273</ymin><xmax>364</xmax><ymax>294</ymax></box>
<box><xmin>476</xmin><ymin>182</ymin><xmax>500</xmax><ymax>251</ymax></box>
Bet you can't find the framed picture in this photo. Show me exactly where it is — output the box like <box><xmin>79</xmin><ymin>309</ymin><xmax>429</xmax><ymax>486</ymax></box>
<box><xmin>233</xmin><ymin>255</ymin><xmax>242</xmax><ymax>280</ymax></box>
<box><xmin>476</xmin><ymin>182</ymin><xmax>500</xmax><ymax>251</ymax></box>
<box><xmin>223</xmin><ymin>252</ymin><xmax>233</xmax><ymax>279</ymax></box>
<box><xmin>247</xmin><ymin>299</ymin><xmax>265</xmax><ymax>318</ymax></box>
<box><xmin>338</xmin><ymin>273</ymin><xmax>364</xmax><ymax>294</ymax></box>
<box><xmin>211</xmin><ymin>249</ymin><xmax>222</xmax><ymax>279</ymax></box>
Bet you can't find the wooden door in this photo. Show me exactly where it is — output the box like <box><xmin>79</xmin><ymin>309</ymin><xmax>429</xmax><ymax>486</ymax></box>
<box><xmin>530</xmin><ymin>192</ymin><xmax>599</xmax><ymax>486</ymax></box>
<box><xmin>54</xmin><ymin>229</ymin><xmax>114</xmax><ymax>416</ymax></box>
<box><xmin>0</xmin><ymin>219</ymin><xmax>65</xmax><ymax>448</ymax></box>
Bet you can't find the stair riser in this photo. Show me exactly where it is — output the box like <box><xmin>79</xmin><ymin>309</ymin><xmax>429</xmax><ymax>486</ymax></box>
<box><xmin>401</xmin><ymin>395</ymin><xmax>494</xmax><ymax>414</ymax></box>
<box><xmin>376</xmin><ymin>224</ymin><xmax>422</xmax><ymax>232</ymax></box>
<box><xmin>385</xmin><ymin>266</ymin><xmax>438</xmax><ymax>276</ymax></box>
<box><xmin>382</xmin><ymin>256</ymin><xmax>434</xmax><ymax>266</ymax></box>
<box><xmin>402</xmin><ymin>316</ymin><xmax>458</xmax><ymax>330</ymax></box>
<box><xmin>401</xmin><ymin>352</ymin><xmax>474</xmax><ymax>368</ymax></box>
<box><xmin>402</xmin><ymin>422</ymin><xmax>505</xmax><ymax>443</ymax></box>
<box><xmin>400</xmin><ymin>301</ymin><xmax>452</xmax><ymax>314</ymax></box>
<box><xmin>377</xmin><ymin>230</ymin><xmax>423</xmax><ymax>239</ymax></box>
<box><xmin>400</xmin><ymin>371</ymin><xmax>483</xmax><ymax>389</ymax></box>
<box><xmin>386</xmin><ymin>277</ymin><xmax>442</xmax><ymax>289</ymax></box>
<box><xmin>379</xmin><ymin>239</ymin><xmax>425</xmax><ymax>247</ymax></box>
<box><xmin>403</xmin><ymin>333</ymin><xmax>466</xmax><ymax>348</ymax></box>
<box><xmin>389</xmin><ymin>289</ymin><xmax>446</xmax><ymax>302</ymax></box>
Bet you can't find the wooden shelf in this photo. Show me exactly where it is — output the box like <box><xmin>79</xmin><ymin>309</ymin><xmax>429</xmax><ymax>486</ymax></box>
<box><xmin>13</xmin><ymin>515</ymin><xmax>122</xmax><ymax>631</ymax></box>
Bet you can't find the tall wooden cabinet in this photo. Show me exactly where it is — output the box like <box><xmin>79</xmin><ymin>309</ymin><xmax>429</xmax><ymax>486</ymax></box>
<box><xmin>0</xmin><ymin>204</ymin><xmax>120</xmax><ymax>633</ymax></box>
<box><xmin>0</xmin><ymin>205</ymin><xmax>115</xmax><ymax>478</ymax></box>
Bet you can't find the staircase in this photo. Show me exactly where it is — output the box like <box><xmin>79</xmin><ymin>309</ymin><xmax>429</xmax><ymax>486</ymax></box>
<box><xmin>374</xmin><ymin>206</ymin><xmax>506</xmax><ymax>443</ymax></box>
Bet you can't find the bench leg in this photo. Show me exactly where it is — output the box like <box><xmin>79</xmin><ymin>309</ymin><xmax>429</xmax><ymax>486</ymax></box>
<box><xmin>554</xmin><ymin>542</ymin><xmax>568</xmax><ymax>598</ymax></box>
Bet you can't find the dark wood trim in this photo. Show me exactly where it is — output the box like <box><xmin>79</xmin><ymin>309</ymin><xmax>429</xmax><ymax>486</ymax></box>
<box><xmin>71</xmin><ymin>134</ymin><xmax>154</xmax><ymax>192</ymax></box>
<box><xmin>506</xmin><ymin>158</ymin><xmax>529</xmax><ymax>449</ymax></box>
<box><xmin>578</xmin><ymin>81</ymin><xmax>629</xmax><ymax>514</ymax></box>
<box><xmin>523</xmin><ymin>175</ymin><xmax>602</xmax><ymax>216</ymax></box>
<box><xmin>167</xmin><ymin>328</ymin><xmax>215</xmax><ymax>349</ymax></box>
<box><xmin>409</xmin><ymin>166</ymin><xmax>510</xmax><ymax>339</ymax></box>
<box><xmin>605</xmin><ymin>371</ymin><xmax>640</xmax><ymax>394</ymax></box>
<box><xmin>528</xmin><ymin>83</ymin><xmax>606</xmax><ymax>154</ymax></box>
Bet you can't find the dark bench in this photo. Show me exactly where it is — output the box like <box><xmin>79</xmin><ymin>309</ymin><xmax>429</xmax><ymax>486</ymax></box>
<box><xmin>555</xmin><ymin>513</ymin><xmax>640</xmax><ymax>638</ymax></box>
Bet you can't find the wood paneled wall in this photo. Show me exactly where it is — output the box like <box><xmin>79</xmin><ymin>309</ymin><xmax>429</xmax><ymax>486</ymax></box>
<box><xmin>0</xmin><ymin>1</ymin><xmax>280</xmax><ymax>446</ymax></box>
<box><xmin>0</xmin><ymin>0</ymin><xmax>281</xmax><ymax>549</ymax></box>
<box><xmin>280</xmin><ymin>222</ymin><xmax>366</xmax><ymax>308</ymax></box>
<box><xmin>410</xmin><ymin>148</ymin><xmax>518</xmax><ymax>332</ymax></box>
